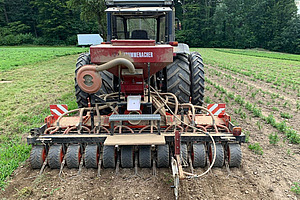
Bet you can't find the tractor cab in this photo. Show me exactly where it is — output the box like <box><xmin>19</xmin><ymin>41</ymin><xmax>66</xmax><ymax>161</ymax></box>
<box><xmin>105</xmin><ymin>2</ymin><xmax>175</xmax><ymax>43</ymax></box>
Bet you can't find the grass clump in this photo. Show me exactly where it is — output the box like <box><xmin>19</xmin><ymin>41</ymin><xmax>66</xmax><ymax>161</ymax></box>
<box><xmin>244</xmin><ymin>131</ymin><xmax>250</xmax><ymax>143</ymax></box>
<box><xmin>248</xmin><ymin>143</ymin><xmax>263</xmax><ymax>155</ymax></box>
<box><xmin>291</xmin><ymin>182</ymin><xmax>300</xmax><ymax>195</ymax></box>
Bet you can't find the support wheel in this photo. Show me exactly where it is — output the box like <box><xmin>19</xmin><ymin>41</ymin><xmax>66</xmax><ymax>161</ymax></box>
<box><xmin>227</xmin><ymin>143</ymin><xmax>242</xmax><ymax>167</ymax></box>
<box><xmin>139</xmin><ymin>146</ymin><xmax>151</xmax><ymax>168</ymax></box>
<box><xmin>189</xmin><ymin>51</ymin><xmax>205</xmax><ymax>106</ymax></box>
<box><xmin>103</xmin><ymin>145</ymin><xmax>116</xmax><ymax>168</ymax></box>
<box><xmin>121</xmin><ymin>146</ymin><xmax>134</xmax><ymax>168</ymax></box>
<box><xmin>66</xmin><ymin>144</ymin><xmax>81</xmax><ymax>168</ymax></box>
<box><xmin>30</xmin><ymin>145</ymin><xmax>47</xmax><ymax>169</ymax></box>
<box><xmin>192</xmin><ymin>143</ymin><xmax>207</xmax><ymax>168</ymax></box>
<box><xmin>157</xmin><ymin>144</ymin><xmax>169</xmax><ymax>168</ymax></box>
<box><xmin>48</xmin><ymin>145</ymin><xmax>64</xmax><ymax>169</ymax></box>
<box><xmin>75</xmin><ymin>53</ymin><xmax>114</xmax><ymax>108</ymax></box>
<box><xmin>208</xmin><ymin>143</ymin><xmax>224</xmax><ymax>168</ymax></box>
<box><xmin>166</xmin><ymin>54</ymin><xmax>191</xmax><ymax>103</ymax></box>
<box><xmin>181</xmin><ymin>143</ymin><xmax>188</xmax><ymax>166</ymax></box>
<box><xmin>85</xmin><ymin>144</ymin><xmax>100</xmax><ymax>168</ymax></box>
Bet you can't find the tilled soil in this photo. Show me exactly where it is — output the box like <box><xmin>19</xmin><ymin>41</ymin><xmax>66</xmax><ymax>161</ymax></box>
<box><xmin>1</xmin><ymin>64</ymin><xmax>300</xmax><ymax>200</ymax></box>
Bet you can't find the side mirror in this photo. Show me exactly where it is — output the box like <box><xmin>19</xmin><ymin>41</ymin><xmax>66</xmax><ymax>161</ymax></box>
<box><xmin>175</xmin><ymin>18</ymin><xmax>181</xmax><ymax>31</ymax></box>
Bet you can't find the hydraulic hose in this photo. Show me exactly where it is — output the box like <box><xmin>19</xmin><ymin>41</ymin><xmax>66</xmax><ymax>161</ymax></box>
<box><xmin>95</xmin><ymin>58</ymin><xmax>135</xmax><ymax>73</ymax></box>
<box><xmin>76</xmin><ymin>58</ymin><xmax>135</xmax><ymax>94</ymax></box>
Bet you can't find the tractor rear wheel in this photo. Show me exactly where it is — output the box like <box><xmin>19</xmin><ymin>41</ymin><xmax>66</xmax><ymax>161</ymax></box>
<box><xmin>75</xmin><ymin>53</ymin><xmax>114</xmax><ymax>108</ymax></box>
<box><xmin>166</xmin><ymin>54</ymin><xmax>191</xmax><ymax>103</ymax></box>
<box><xmin>189</xmin><ymin>52</ymin><xmax>205</xmax><ymax>106</ymax></box>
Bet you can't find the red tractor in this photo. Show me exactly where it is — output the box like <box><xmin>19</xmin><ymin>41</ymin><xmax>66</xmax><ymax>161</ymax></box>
<box><xmin>28</xmin><ymin>0</ymin><xmax>245</xmax><ymax>198</ymax></box>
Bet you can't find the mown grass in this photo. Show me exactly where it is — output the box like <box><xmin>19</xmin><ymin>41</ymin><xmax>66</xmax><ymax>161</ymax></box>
<box><xmin>0</xmin><ymin>136</ymin><xmax>31</xmax><ymax>189</ymax></box>
<box><xmin>0</xmin><ymin>52</ymin><xmax>80</xmax><ymax>189</ymax></box>
<box><xmin>0</xmin><ymin>46</ymin><xmax>88</xmax><ymax>71</ymax></box>
<box><xmin>215</xmin><ymin>48</ymin><xmax>300</xmax><ymax>62</ymax></box>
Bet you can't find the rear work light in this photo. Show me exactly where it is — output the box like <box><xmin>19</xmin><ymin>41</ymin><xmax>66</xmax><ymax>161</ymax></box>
<box><xmin>232</xmin><ymin>127</ymin><xmax>242</xmax><ymax>136</ymax></box>
<box><xmin>169</xmin><ymin>41</ymin><xmax>178</xmax><ymax>46</ymax></box>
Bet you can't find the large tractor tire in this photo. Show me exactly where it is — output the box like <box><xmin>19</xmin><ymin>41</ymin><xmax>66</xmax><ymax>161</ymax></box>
<box><xmin>189</xmin><ymin>52</ymin><xmax>205</xmax><ymax>106</ymax></box>
<box><xmin>75</xmin><ymin>53</ymin><xmax>114</xmax><ymax>108</ymax></box>
<box><xmin>166</xmin><ymin>54</ymin><xmax>191</xmax><ymax>103</ymax></box>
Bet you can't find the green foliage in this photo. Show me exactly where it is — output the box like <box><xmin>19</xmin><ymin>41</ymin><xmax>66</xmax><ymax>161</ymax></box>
<box><xmin>178</xmin><ymin>0</ymin><xmax>300</xmax><ymax>53</ymax></box>
<box><xmin>0</xmin><ymin>33</ymin><xmax>34</xmax><ymax>46</ymax></box>
<box><xmin>268</xmin><ymin>132</ymin><xmax>280</xmax><ymax>145</ymax></box>
<box><xmin>248</xmin><ymin>143</ymin><xmax>263</xmax><ymax>155</ymax></box>
<box><xmin>291</xmin><ymin>182</ymin><xmax>300</xmax><ymax>195</ymax></box>
<box><xmin>0</xmin><ymin>0</ymin><xmax>98</xmax><ymax>46</ymax></box>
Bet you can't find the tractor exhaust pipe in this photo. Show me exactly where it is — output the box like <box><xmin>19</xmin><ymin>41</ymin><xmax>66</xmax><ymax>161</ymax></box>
<box><xmin>76</xmin><ymin>58</ymin><xmax>135</xmax><ymax>94</ymax></box>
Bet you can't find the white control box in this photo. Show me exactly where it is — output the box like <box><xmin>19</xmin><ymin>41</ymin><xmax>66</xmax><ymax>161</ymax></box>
<box><xmin>127</xmin><ymin>96</ymin><xmax>141</xmax><ymax>111</ymax></box>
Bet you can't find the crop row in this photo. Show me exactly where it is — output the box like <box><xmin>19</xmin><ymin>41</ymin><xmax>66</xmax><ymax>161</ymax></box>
<box><xmin>205</xmin><ymin>77</ymin><xmax>300</xmax><ymax>144</ymax></box>
<box><xmin>207</xmin><ymin>67</ymin><xmax>292</xmax><ymax>100</ymax></box>
<box><xmin>0</xmin><ymin>47</ymin><xmax>88</xmax><ymax>71</ymax></box>
<box><xmin>207</xmin><ymin>66</ymin><xmax>300</xmax><ymax>119</ymax></box>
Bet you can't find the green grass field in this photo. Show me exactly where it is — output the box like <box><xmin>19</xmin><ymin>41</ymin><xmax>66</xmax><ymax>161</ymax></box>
<box><xmin>0</xmin><ymin>46</ymin><xmax>88</xmax><ymax>71</ymax></box>
<box><xmin>0</xmin><ymin>48</ymin><xmax>81</xmax><ymax>189</ymax></box>
<box><xmin>214</xmin><ymin>48</ymin><xmax>300</xmax><ymax>62</ymax></box>
<box><xmin>1</xmin><ymin>47</ymin><xmax>299</xmax><ymax>189</ymax></box>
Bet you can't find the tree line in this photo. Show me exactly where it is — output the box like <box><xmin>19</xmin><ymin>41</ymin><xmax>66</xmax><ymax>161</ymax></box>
<box><xmin>0</xmin><ymin>0</ymin><xmax>299</xmax><ymax>53</ymax></box>
<box><xmin>177</xmin><ymin>0</ymin><xmax>300</xmax><ymax>53</ymax></box>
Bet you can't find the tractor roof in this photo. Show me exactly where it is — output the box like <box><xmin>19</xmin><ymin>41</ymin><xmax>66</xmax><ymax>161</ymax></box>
<box><xmin>105</xmin><ymin>0</ymin><xmax>173</xmax><ymax>7</ymax></box>
<box><xmin>105</xmin><ymin>7</ymin><xmax>172</xmax><ymax>14</ymax></box>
